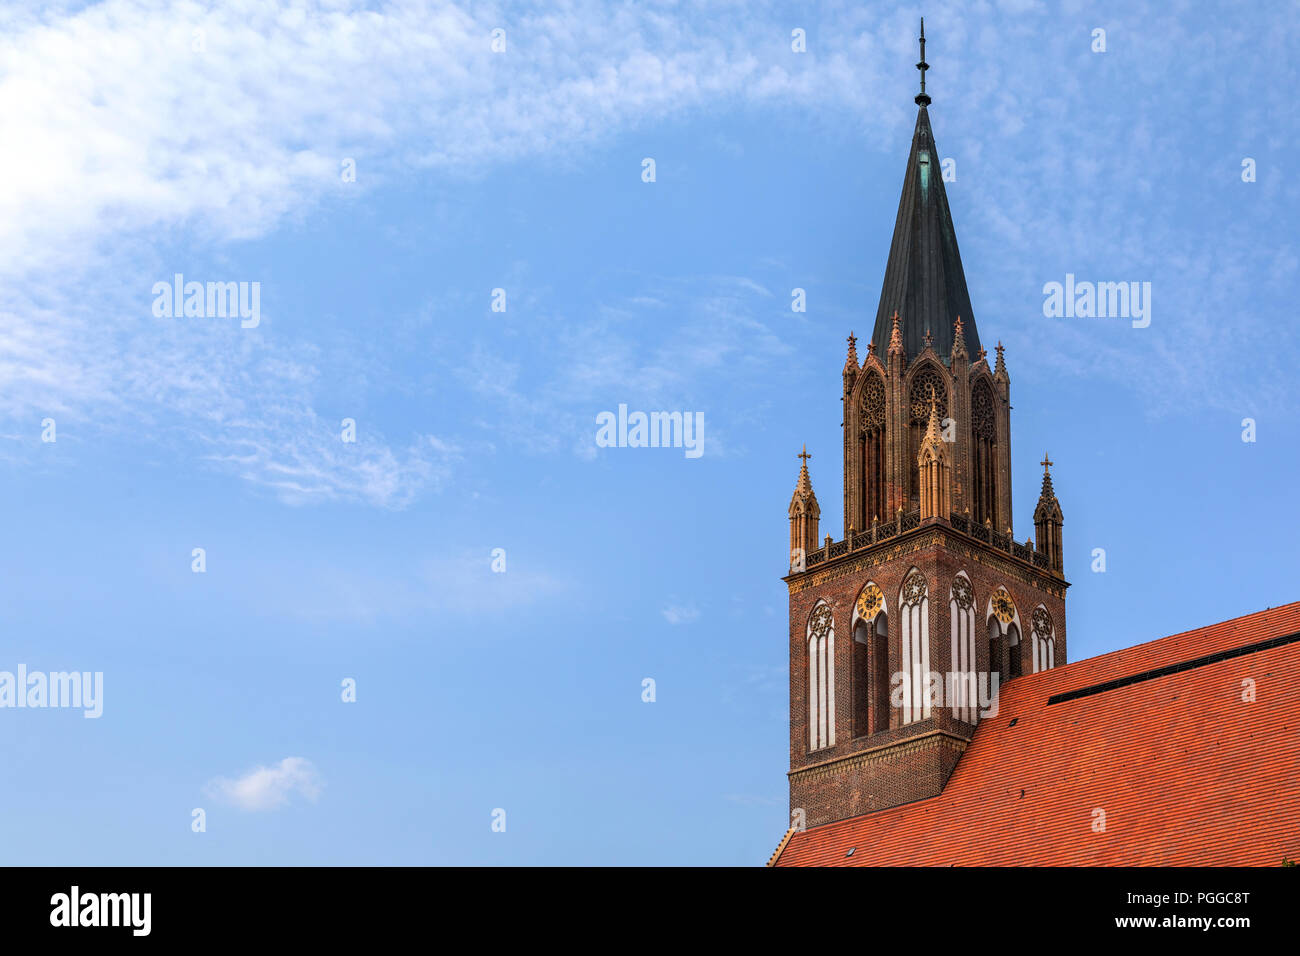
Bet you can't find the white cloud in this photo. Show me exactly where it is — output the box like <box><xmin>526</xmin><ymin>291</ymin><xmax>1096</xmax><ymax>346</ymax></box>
<box><xmin>662</xmin><ymin>604</ymin><xmax>699</xmax><ymax>625</ymax></box>
<box><xmin>0</xmin><ymin>0</ymin><xmax>883</xmax><ymax>280</ymax></box>
<box><xmin>0</xmin><ymin>0</ymin><xmax>859</xmax><ymax>504</ymax></box>
<box><xmin>204</xmin><ymin>756</ymin><xmax>323</xmax><ymax>811</ymax></box>
<box><xmin>0</xmin><ymin>0</ymin><xmax>1292</xmax><ymax>504</ymax></box>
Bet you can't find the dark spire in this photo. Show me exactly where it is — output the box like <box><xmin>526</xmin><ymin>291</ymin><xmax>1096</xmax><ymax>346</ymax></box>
<box><xmin>915</xmin><ymin>18</ymin><xmax>931</xmax><ymax>107</ymax></box>
<box><xmin>870</xmin><ymin>22</ymin><xmax>982</xmax><ymax>366</ymax></box>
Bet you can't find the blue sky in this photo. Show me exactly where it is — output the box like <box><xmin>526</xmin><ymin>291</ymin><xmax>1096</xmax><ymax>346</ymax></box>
<box><xmin>0</xmin><ymin>0</ymin><xmax>1297</xmax><ymax>865</ymax></box>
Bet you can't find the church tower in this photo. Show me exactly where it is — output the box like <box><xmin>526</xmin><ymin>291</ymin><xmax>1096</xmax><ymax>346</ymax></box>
<box><xmin>783</xmin><ymin>21</ymin><xmax>1069</xmax><ymax>829</ymax></box>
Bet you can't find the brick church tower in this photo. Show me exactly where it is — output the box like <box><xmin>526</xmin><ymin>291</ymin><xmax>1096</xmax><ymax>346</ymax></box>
<box><xmin>783</xmin><ymin>22</ymin><xmax>1069</xmax><ymax>829</ymax></box>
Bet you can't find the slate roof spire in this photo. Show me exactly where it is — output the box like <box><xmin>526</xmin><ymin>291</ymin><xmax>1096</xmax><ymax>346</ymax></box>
<box><xmin>870</xmin><ymin>21</ymin><xmax>982</xmax><ymax>366</ymax></box>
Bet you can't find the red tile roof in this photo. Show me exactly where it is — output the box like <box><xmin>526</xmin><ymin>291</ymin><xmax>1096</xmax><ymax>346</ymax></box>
<box><xmin>772</xmin><ymin>602</ymin><xmax>1300</xmax><ymax>866</ymax></box>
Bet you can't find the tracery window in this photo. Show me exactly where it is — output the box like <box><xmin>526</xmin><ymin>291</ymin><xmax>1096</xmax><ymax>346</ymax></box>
<box><xmin>807</xmin><ymin>602</ymin><xmax>836</xmax><ymax>750</ymax></box>
<box><xmin>852</xmin><ymin>584</ymin><xmax>889</xmax><ymax>737</ymax></box>
<box><xmin>1032</xmin><ymin>605</ymin><xmax>1056</xmax><ymax>673</ymax></box>
<box><xmin>899</xmin><ymin>570</ymin><xmax>931</xmax><ymax>723</ymax></box>
<box><xmin>971</xmin><ymin>377</ymin><xmax>997</xmax><ymax>526</ymax></box>
<box><xmin>907</xmin><ymin>368</ymin><xmax>947</xmax><ymax>505</ymax></box>
<box><xmin>949</xmin><ymin>573</ymin><xmax>977</xmax><ymax>723</ymax></box>
<box><xmin>858</xmin><ymin>372</ymin><xmax>887</xmax><ymax>526</ymax></box>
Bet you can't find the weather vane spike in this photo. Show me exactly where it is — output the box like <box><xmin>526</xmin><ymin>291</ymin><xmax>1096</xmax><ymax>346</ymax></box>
<box><xmin>915</xmin><ymin>18</ymin><xmax>931</xmax><ymax>107</ymax></box>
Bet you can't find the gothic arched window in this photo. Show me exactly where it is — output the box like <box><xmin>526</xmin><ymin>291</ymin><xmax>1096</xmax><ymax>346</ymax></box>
<box><xmin>908</xmin><ymin>367</ymin><xmax>947</xmax><ymax>508</ymax></box>
<box><xmin>1032</xmin><ymin>605</ymin><xmax>1056</xmax><ymax>673</ymax></box>
<box><xmin>988</xmin><ymin>586</ymin><xmax>1021</xmax><ymax>680</ymax></box>
<box><xmin>970</xmin><ymin>376</ymin><xmax>998</xmax><ymax>527</ymax></box>
<box><xmin>859</xmin><ymin>372</ymin><xmax>887</xmax><ymax>527</ymax></box>
<box><xmin>899</xmin><ymin>570</ymin><xmax>931</xmax><ymax>724</ymax></box>
<box><xmin>852</xmin><ymin>583</ymin><xmax>889</xmax><ymax>736</ymax></box>
<box><xmin>949</xmin><ymin>573</ymin><xmax>977</xmax><ymax>723</ymax></box>
<box><xmin>807</xmin><ymin>601</ymin><xmax>836</xmax><ymax>750</ymax></box>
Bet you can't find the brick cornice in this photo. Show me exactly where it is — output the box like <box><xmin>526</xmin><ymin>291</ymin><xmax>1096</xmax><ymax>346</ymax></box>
<box><xmin>788</xmin><ymin>729</ymin><xmax>970</xmax><ymax>781</ymax></box>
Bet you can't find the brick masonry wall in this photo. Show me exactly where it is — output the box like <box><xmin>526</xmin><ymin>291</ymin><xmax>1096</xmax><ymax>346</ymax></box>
<box><xmin>786</xmin><ymin>519</ymin><xmax>1067</xmax><ymax>828</ymax></box>
<box><xmin>790</xmin><ymin>727</ymin><xmax>968</xmax><ymax>826</ymax></box>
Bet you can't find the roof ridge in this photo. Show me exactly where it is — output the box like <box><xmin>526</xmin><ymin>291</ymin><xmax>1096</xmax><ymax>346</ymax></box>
<box><xmin>1046</xmin><ymin>601</ymin><xmax>1300</xmax><ymax>678</ymax></box>
<box><xmin>1045</xmin><ymin>626</ymin><xmax>1300</xmax><ymax>706</ymax></box>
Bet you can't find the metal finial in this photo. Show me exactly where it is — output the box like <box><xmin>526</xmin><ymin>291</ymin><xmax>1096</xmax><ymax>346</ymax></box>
<box><xmin>915</xmin><ymin>18</ymin><xmax>931</xmax><ymax>107</ymax></box>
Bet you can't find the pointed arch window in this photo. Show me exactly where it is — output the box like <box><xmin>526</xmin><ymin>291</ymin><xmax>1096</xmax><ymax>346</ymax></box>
<box><xmin>858</xmin><ymin>372</ymin><xmax>887</xmax><ymax>528</ymax></box>
<box><xmin>970</xmin><ymin>377</ymin><xmax>998</xmax><ymax>527</ymax></box>
<box><xmin>908</xmin><ymin>368</ymin><xmax>947</xmax><ymax>506</ymax></box>
<box><xmin>899</xmin><ymin>570</ymin><xmax>931</xmax><ymax>724</ymax></box>
<box><xmin>988</xmin><ymin>586</ymin><xmax>1021</xmax><ymax>680</ymax></box>
<box><xmin>949</xmin><ymin>573</ymin><xmax>977</xmax><ymax>723</ymax></box>
<box><xmin>807</xmin><ymin>601</ymin><xmax>836</xmax><ymax>750</ymax></box>
<box><xmin>852</xmin><ymin>583</ymin><xmax>889</xmax><ymax>736</ymax></box>
<box><xmin>1032</xmin><ymin>606</ymin><xmax>1056</xmax><ymax>673</ymax></box>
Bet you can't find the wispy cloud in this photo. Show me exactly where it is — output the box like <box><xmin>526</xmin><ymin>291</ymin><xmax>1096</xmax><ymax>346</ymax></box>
<box><xmin>0</xmin><ymin>0</ymin><xmax>1294</xmax><ymax>506</ymax></box>
<box><xmin>0</xmin><ymin>0</ymin><xmax>849</xmax><ymax>503</ymax></box>
<box><xmin>0</xmin><ymin>0</ymin><xmax>890</xmax><ymax>279</ymax></box>
<box><xmin>452</xmin><ymin>273</ymin><xmax>789</xmax><ymax>459</ymax></box>
<box><xmin>204</xmin><ymin>756</ymin><xmax>323</xmax><ymax>811</ymax></box>
<box><xmin>662</xmin><ymin>604</ymin><xmax>700</xmax><ymax>625</ymax></box>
